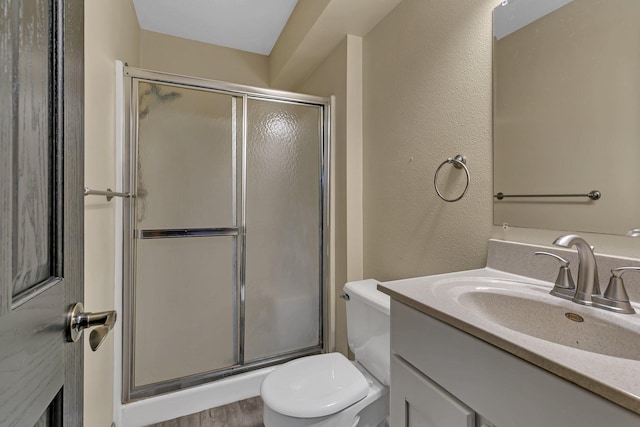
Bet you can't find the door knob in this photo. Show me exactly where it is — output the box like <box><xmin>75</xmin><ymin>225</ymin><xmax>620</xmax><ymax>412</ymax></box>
<box><xmin>66</xmin><ymin>303</ymin><xmax>117</xmax><ymax>351</ymax></box>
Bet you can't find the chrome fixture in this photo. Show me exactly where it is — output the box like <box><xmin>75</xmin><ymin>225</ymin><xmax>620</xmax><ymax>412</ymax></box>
<box><xmin>494</xmin><ymin>190</ymin><xmax>601</xmax><ymax>201</ymax></box>
<box><xmin>137</xmin><ymin>227</ymin><xmax>239</xmax><ymax>239</ymax></box>
<box><xmin>534</xmin><ymin>251</ymin><xmax>575</xmax><ymax>299</ymax></box>
<box><xmin>552</xmin><ymin>235</ymin><xmax>600</xmax><ymax>305</ymax></box>
<box><xmin>66</xmin><ymin>303</ymin><xmax>117</xmax><ymax>351</ymax></box>
<box><xmin>548</xmin><ymin>235</ymin><xmax>640</xmax><ymax>315</ymax></box>
<box><xmin>434</xmin><ymin>154</ymin><xmax>470</xmax><ymax>203</ymax></box>
<box><xmin>627</xmin><ymin>229</ymin><xmax>640</xmax><ymax>237</ymax></box>
<box><xmin>592</xmin><ymin>267</ymin><xmax>640</xmax><ymax>314</ymax></box>
<box><xmin>339</xmin><ymin>293</ymin><xmax>350</xmax><ymax>301</ymax></box>
<box><xmin>84</xmin><ymin>186</ymin><xmax>134</xmax><ymax>201</ymax></box>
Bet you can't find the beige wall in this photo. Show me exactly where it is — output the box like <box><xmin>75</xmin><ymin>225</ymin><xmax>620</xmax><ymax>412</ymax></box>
<box><xmin>296</xmin><ymin>37</ymin><xmax>353</xmax><ymax>356</ymax></box>
<box><xmin>362</xmin><ymin>0</ymin><xmax>496</xmax><ymax>280</ymax></box>
<box><xmin>84</xmin><ymin>0</ymin><xmax>139</xmax><ymax>426</ymax></box>
<box><xmin>139</xmin><ymin>30</ymin><xmax>270</xmax><ymax>87</ymax></box>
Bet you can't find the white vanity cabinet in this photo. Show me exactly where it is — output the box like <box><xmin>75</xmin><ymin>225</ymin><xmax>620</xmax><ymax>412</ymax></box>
<box><xmin>390</xmin><ymin>300</ymin><xmax>640</xmax><ymax>427</ymax></box>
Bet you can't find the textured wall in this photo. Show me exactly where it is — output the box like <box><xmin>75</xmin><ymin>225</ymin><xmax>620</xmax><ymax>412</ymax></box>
<box><xmin>84</xmin><ymin>0</ymin><xmax>140</xmax><ymax>426</ymax></box>
<box><xmin>139</xmin><ymin>30</ymin><xmax>270</xmax><ymax>87</ymax></box>
<box><xmin>363</xmin><ymin>0</ymin><xmax>496</xmax><ymax>280</ymax></box>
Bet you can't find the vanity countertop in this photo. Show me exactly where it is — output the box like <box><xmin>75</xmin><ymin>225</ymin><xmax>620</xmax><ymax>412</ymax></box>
<box><xmin>378</xmin><ymin>267</ymin><xmax>640</xmax><ymax>417</ymax></box>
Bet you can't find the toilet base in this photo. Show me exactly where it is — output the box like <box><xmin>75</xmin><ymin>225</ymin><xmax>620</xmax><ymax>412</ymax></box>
<box><xmin>263</xmin><ymin>362</ymin><xmax>389</xmax><ymax>427</ymax></box>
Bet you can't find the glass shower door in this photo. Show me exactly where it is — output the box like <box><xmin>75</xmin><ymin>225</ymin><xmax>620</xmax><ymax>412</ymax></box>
<box><xmin>132</xmin><ymin>82</ymin><xmax>242</xmax><ymax>388</ymax></box>
<box><xmin>244</xmin><ymin>98</ymin><xmax>323</xmax><ymax>361</ymax></box>
<box><xmin>123</xmin><ymin>68</ymin><xmax>329</xmax><ymax>401</ymax></box>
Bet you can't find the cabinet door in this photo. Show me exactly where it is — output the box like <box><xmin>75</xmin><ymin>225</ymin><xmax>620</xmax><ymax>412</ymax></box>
<box><xmin>391</xmin><ymin>355</ymin><xmax>475</xmax><ymax>427</ymax></box>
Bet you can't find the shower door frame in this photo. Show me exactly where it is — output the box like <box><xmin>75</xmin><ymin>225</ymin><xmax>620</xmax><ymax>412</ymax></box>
<box><xmin>122</xmin><ymin>67</ymin><xmax>331</xmax><ymax>402</ymax></box>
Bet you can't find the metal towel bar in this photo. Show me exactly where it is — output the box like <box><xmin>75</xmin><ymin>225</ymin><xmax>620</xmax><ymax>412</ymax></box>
<box><xmin>494</xmin><ymin>190</ymin><xmax>601</xmax><ymax>201</ymax></box>
<box><xmin>137</xmin><ymin>228</ymin><xmax>239</xmax><ymax>239</ymax></box>
<box><xmin>84</xmin><ymin>187</ymin><xmax>134</xmax><ymax>201</ymax></box>
<box><xmin>434</xmin><ymin>154</ymin><xmax>470</xmax><ymax>203</ymax></box>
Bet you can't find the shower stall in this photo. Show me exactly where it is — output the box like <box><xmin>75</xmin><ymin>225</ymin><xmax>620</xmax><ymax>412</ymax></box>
<box><xmin>121</xmin><ymin>68</ymin><xmax>330</xmax><ymax>401</ymax></box>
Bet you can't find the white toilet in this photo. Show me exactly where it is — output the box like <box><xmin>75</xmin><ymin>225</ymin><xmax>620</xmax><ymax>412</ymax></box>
<box><xmin>261</xmin><ymin>279</ymin><xmax>390</xmax><ymax>427</ymax></box>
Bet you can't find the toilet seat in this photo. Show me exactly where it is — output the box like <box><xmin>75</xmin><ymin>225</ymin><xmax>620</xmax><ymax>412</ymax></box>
<box><xmin>260</xmin><ymin>353</ymin><xmax>369</xmax><ymax>418</ymax></box>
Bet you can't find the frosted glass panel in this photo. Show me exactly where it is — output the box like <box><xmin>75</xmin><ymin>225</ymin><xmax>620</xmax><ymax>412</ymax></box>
<box><xmin>136</xmin><ymin>82</ymin><xmax>241</xmax><ymax>229</ymax></box>
<box><xmin>134</xmin><ymin>237</ymin><xmax>237</xmax><ymax>386</ymax></box>
<box><xmin>244</xmin><ymin>99</ymin><xmax>322</xmax><ymax>361</ymax></box>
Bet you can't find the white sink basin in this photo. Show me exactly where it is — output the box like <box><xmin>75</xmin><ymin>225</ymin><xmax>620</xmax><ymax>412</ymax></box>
<box><xmin>379</xmin><ymin>267</ymin><xmax>640</xmax><ymax>417</ymax></box>
<box><xmin>430</xmin><ymin>277</ymin><xmax>640</xmax><ymax>361</ymax></box>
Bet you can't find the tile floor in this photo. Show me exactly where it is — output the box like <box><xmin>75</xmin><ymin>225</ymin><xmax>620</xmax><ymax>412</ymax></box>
<box><xmin>146</xmin><ymin>397</ymin><xmax>264</xmax><ymax>427</ymax></box>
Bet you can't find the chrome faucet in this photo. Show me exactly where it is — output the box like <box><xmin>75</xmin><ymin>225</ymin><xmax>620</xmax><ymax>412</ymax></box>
<box><xmin>553</xmin><ymin>234</ymin><xmax>600</xmax><ymax>305</ymax></box>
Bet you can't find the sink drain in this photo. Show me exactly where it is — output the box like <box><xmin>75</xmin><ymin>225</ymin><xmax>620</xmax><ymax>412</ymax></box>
<box><xmin>565</xmin><ymin>312</ymin><xmax>584</xmax><ymax>322</ymax></box>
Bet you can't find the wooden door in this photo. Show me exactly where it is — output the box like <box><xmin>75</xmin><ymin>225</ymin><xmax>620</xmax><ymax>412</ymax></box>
<box><xmin>0</xmin><ymin>0</ymin><xmax>84</xmax><ymax>426</ymax></box>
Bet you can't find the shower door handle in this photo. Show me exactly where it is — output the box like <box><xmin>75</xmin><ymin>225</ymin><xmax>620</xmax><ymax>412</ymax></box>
<box><xmin>66</xmin><ymin>302</ymin><xmax>117</xmax><ymax>351</ymax></box>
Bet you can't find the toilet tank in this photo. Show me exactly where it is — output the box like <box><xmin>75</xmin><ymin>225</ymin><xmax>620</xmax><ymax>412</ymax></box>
<box><xmin>344</xmin><ymin>279</ymin><xmax>390</xmax><ymax>386</ymax></box>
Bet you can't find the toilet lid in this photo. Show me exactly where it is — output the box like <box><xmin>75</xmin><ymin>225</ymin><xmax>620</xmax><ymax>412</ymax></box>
<box><xmin>261</xmin><ymin>353</ymin><xmax>369</xmax><ymax>418</ymax></box>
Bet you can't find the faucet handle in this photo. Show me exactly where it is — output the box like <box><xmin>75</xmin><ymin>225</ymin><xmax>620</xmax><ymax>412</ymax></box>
<box><xmin>593</xmin><ymin>267</ymin><xmax>640</xmax><ymax>314</ymax></box>
<box><xmin>534</xmin><ymin>251</ymin><xmax>576</xmax><ymax>300</ymax></box>
<box><xmin>535</xmin><ymin>251</ymin><xmax>570</xmax><ymax>267</ymax></box>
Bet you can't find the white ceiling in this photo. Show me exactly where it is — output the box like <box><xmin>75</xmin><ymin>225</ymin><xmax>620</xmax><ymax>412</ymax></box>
<box><xmin>494</xmin><ymin>0</ymin><xmax>573</xmax><ymax>40</ymax></box>
<box><xmin>132</xmin><ymin>0</ymin><xmax>299</xmax><ymax>56</ymax></box>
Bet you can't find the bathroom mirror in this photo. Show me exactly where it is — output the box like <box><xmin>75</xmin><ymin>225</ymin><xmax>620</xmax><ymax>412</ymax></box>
<box><xmin>493</xmin><ymin>0</ymin><xmax>640</xmax><ymax>236</ymax></box>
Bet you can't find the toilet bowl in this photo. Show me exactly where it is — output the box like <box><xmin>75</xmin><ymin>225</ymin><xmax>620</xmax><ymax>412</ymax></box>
<box><xmin>261</xmin><ymin>279</ymin><xmax>390</xmax><ymax>427</ymax></box>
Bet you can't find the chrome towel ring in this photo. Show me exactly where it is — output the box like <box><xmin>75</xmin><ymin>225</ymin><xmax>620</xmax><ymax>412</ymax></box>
<box><xmin>434</xmin><ymin>155</ymin><xmax>470</xmax><ymax>202</ymax></box>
